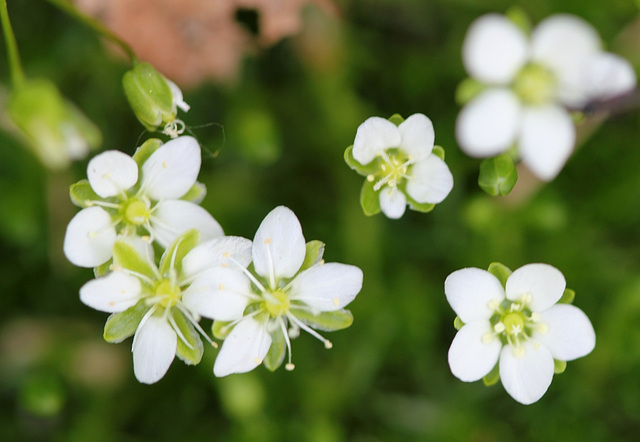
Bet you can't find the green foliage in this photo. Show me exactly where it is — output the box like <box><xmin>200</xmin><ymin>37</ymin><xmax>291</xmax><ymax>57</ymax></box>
<box><xmin>344</xmin><ymin>145</ymin><xmax>380</xmax><ymax>175</ymax></box>
<box><xmin>103</xmin><ymin>300</ymin><xmax>148</xmax><ymax>343</ymax></box>
<box><xmin>478</xmin><ymin>153</ymin><xmax>519</xmax><ymax>196</ymax></box>
<box><xmin>112</xmin><ymin>240</ymin><xmax>157</xmax><ymax>281</ymax></box>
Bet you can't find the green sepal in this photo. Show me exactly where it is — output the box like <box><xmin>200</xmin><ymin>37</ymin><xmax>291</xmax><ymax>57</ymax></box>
<box><xmin>478</xmin><ymin>153</ymin><xmax>518</xmax><ymax>196</ymax></box>
<box><xmin>405</xmin><ymin>192</ymin><xmax>435</xmax><ymax>214</ymax></box>
<box><xmin>456</xmin><ymin>78</ymin><xmax>486</xmax><ymax>105</ymax></box>
<box><xmin>506</xmin><ymin>6</ymin><xmax>532</xmax><ymax>35</ymax></box>
<box><xmin>132</xmin><ymin>138</ymin><xmax>163</xmax><ymax>168</ymax></box>
<box><xmin>212</xmin><ymin>320</ymin><xmax>232</xmax><ymax>340</ymax></box>
<box><xmin>558</xmin><ymin>288</ymin><xmax>575</xmax><ymax>305</ymax></box>
<box><xmin>554</xmin><ymin>359</ymin><xmax>567</xmax><ymax>374</ymax></box>
<box><xmin>159</xmin><ymin>229</ymin><xmax>200</xmax><ymax>279</ymax></box>
<box><xmin>93</xmin><ymin>259</ymin><xmax>112</xmax><ymax>278</ymax></box>
<box><xmin>487</xmin><ymin>262</ymin><xmax>513</xmax><ymax>287</ymax></box>
<box><xmin>112</xmin><ymin>240</ymin><xmax>157</xmax><ymax>282</ymax></box>
<box><xmin>482</xmin><ymin>363</ymin><xmax>500</xmax><ymax>386</ymax></box>
<box><xmin>290</xmin><ymin>308</ymin><xmax>353</xmax><ymax>332</ymax></box>
<box><xmin>432</xmin><ymin>145</ymin><xmax>446</xmax><ymax>161</ymax></box>
<box><xmin>172</xmin><ymin>309</ymin><xmax>204</xmax><ymax>365</ymax></box>
<box><xmin>299</xmin><ymin>240</ymin><xmax>326</xmax><ymax>273</ymax></box>
<box><xmin>180</xmin><ymin>182</ymin><xmax>207</xmax><ymax>204</ymax></box>
<box><xmin>388</xmin><ymin>114</ymin><xmax>404</xmax><ymax>126</ymax></box>
<box><xmin>344</xmin><ymin>145</ymin><xmax>381</xmax><ymax>176</ymax></box>
<box><xmin>69</xmin><ymin>180</ymin><xmax>102</xmax><ymax>209</ymax></box>
<box><xmin>360</xmin><ymin>179</ymin><xmax>381</xmax><ymax>216</ymax></box>
<box><xmin>123</xmin><ymin>62</ymin><xmax>175</xmax><ymax>131</ymax></box>
<box><xmin>263</xmin><ymin>329</ymin><xmax>286</xmax><ymax>372</ymax></box>
<box><xmin>454</xmin><ymin>316</ymin><xmax>465</xmax><ymax>331</ymax></box>
<box><xmin>103</xmin><ymin>300</ymin><xmax>149</xmax><ymax>343</ymax></box>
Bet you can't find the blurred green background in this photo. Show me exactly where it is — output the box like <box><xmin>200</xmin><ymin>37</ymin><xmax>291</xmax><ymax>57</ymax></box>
<box><xmin>1</xmin><ymin>0</ymin><xmax>640</xmax><ymax>440</ymax></box>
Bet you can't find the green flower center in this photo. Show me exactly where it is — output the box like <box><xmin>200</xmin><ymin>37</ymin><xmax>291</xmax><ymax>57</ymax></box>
<box><xmin>513</xmin><ymin>63</ymin><xmax>556</xmax><ymax>105</ymax></box>
<box><xmin>370</xmin><ymin>148</ymin><xmax>414</xmax><ymax>192</ymax></box>
<box><xmin>123</xmin><ymin>198</ymin><xmax>151</xmax><ymax>225</ymax></box>
<box><xmin>154</xmin><ymin>279</ymin><xmax>182</xmax><ymax>309</ymax></box>
<box><xmin>264</xmin><ymin>289</ymin><xmax>290</xmax><ymax>318</ymax></box>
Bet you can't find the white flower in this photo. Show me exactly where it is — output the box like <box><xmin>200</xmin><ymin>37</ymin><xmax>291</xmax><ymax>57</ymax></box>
<box><xmin>350</xmin><ymin>113</ymin><xmax>453</xmax><ymax>219</ymax></box>
<box><xmin>182</xmin><ymin>206</ymin><xmax>363</xmax><ymax>377</ymax></box>
<box><xmin>63</xmin><ymin>136</ymin><xmax>223</xmax><ymax>268</ymax></box>
<box><xmin>456</xmin><ymin>14</ymin><xmax>637</xmax><ymax>180</ymax></box>
<box><xmin>445</xmin><ymin>263</ymin><xmax>595</xmax><ymax>404</ymax></box>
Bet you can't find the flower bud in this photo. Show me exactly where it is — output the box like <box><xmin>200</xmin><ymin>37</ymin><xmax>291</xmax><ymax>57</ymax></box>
<box><xmin>6</xmin><ymin>79</ymin><xmax>102</xmax><ymax>170</ymax></box>
<box><xmin>122</xmin><ymin>62</ymin><xmax>189</xmax><ymax>133</ymax></box>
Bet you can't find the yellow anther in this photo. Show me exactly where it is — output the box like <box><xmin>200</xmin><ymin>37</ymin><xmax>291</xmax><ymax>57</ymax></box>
<box><xmin>512</xmin><ymin>346</ymin><xmax>525</xmax><ymax>358</ymax></box>
<box><xmin>482</xmin><ymin>332</ymin><xmax>494</xmax><ymax>344</ymax></box>
<box><xmin>324</xmin><ymin>341</ymin><xmax>333</xmax><ymax>349</ymax></box>
<box><xmin>494</xmin><ymin>322</ymin><xmax>505</xmax><ymax>333</ymax></box>
<box><xmin>333</xmin><ymin>297</ymin><xmax>339</xmax><ymax>306</ymax></box>
<box><xmin>285</xmin><ymin>363</ymin><xmax>295</xmax><ymax>371</ymax></box>
<box><xmin>537</xmin><ymin>323</ymin><xmax>549</xmax><ymax>334</ymax></box>
<box><xmin>264</xmin><ymin>238</ymin><xmax>272</xmax><ymax>245</ymax></box>
<box><xmin>253</xmin><ymin>358</ymin><xmax>262</xmax><ymax>364</ymax></box>
<box><xmin>218</xmin><ymin>284</ymin><xmax>225</xmax><ymax>290</ymax></box>
<box><xmin>367</xmin><ymin>174</ymin><xmax>375</xmax><ymax>182</ymax></box>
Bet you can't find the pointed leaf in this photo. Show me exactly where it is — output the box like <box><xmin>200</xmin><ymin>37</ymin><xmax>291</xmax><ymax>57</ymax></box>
<box><xmin>482</xmin><ymin>362</ymin><xmax>500</xmax><ymax>386</ymax></box>
<box><xmin>554</xmin><ymin>359</ymin><xmax>567</xmax><ymax>374</ymax></box>
<box><xmin>557</xmin><ymin>288</ymin><xmax>575</xmax><ymax>305</ymax></box>
<box><xmin>487</xmin><ymin>262</ymin><xmax>513</xmax><ymax>288</ymax></box>
<box><xmin>478</xmin><ymin>153</ymin><xmax>518</xmax><ymax>196</ymax></box>
<box><xmin>212</xmin><ymin>320</ymin><xmax>232</xmax><ymax>340</ymax></box>
<box><xmin>344</xmin><ymin>145</ymin><xmax>381</xmax><ymax>175</ymax></box>
<box><xmin>159</xmin><ymin>229</ymin><xmax>201</xmax><ymax>279</ymax></box>
<box><xmin>291</xmin><ymin>308</ymin><xmax>353</xmax><ymax>332</ymax></box>
<box><xmin>69</xmin><ymin>180</ymin><xmax>102</xmax><ymax>209</ymax></box>
<box><xmin>387</xmin><ymin>114</ymin><xmax>404</xmax><ymax>126</ymax></box>
<box><xmin>454</xmin><ymin>316</ymin><xmax>465</xmax><ymax>331</ymax></box>
<box><xmin>103</xmin><ymin>300</ymin><xmax>149</xmax><ymax>343</ymax></box>
<box><xmin>172</xmin><ymin>309</ymin><xmax>204</xmax><ymax>365</ymax></box>
<box><xmin>431</xmin><ymin>145</ymin><xmax>446</xmax><ymax>161</ymax></box>
<box><xmin>263</xmin><ymin>329</ymin><xmax>286</xmax><ymax>372</ymax></box>
<box><xmin>113</xmin><ymin>240</ymin><xmax>157</xmax><ymax>281</ymax></box>
<box><xmin>180</xmin><ymin>182</ymin><xmax>207</xmax><ymax>204</ymax></box>
<box><xmin>132</xmin><ymin>138</ymin><xmax>163</xmax><ymax>168</ymax></box>
<box><xmin>360</xmin><ymin>180</ymin><xmax>381</xmax><ymax>216</ymax></box>
<box><xmin>299</xmin><ymin>240</ymin><xmax>325</xmax><ymax>273</ymax></box>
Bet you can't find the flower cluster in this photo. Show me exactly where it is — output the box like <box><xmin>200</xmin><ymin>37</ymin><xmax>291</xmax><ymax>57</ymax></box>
<box><xmin>456</xmin><ymin>13</ymin><xmax>636</xmax><ymax>181</ymax></box>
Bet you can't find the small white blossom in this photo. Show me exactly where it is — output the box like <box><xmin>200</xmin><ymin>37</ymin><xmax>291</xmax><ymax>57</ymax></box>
<box><xmin>63</xmin><ymin>136</ymin><xmax>223</xmax><ymax>268</ymax></box>
<box><xmin>351</xmin><ymin>113</ymin><xmax>453</xmax><ymax>219</ymax></box>
<box><xmin>456</xmin><ymin>14</ymin><xmax>637</xmax><ymax>180</ymax></box>
<box><xmin>445</xmin><ymin>263</ymin><xmax>595</xmax><ymax>404</ymax></box>
<box><xmin>182</xmin><ymin>206</ymin><xmax>363</xmax><ymax>377</ymax></box>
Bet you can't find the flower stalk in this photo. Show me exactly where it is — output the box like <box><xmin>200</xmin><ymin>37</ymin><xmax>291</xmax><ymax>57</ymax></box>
<box><xmin>0</xmin><ymin>0</ymin><xmax>25</xmax><ymax>87</ymax></box>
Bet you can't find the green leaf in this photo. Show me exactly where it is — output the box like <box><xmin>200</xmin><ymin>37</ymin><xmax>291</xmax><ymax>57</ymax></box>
<box><xmin>454</xmin><ymin>316</ymin><xmax>465</xmax><ymax>330</ymax></box>
<box><xmin>554</xmin><ymin>359</ymin><xmax>567</xmax><ymax>374</ymax></box>
<box><xmin>482</xmin><ymin>363</ymin><xmax>500</xmax><ymax>386</ymax></box>
<box><xmin>132</xmin><ymin>138</ymin><xmax>163</xmax><ymax>168</ymax></box>
<box><xmin>69</xmin><ymin>180</ymin><xmax>102</xmax><ymax>209</ymax></box>
<box><xmin>103</xmin><ymin>300</ymin><xmax>148</xmax><ymax>343</ymax></box>
<box><xmin>291</xmin><ymin>308</ymin><xmax>353</xmax><ymax>332</ymax></box>
<box><xmin>93</xmin><ymin>259</ymin><xmax>112</xmax><ymax>277</ymax></box>
<box><xmin>388</xmin><ymin>113</ymin><xmax>404</xmax><ymax>126</ymax></box>
<box><xmin>478</xmin><ymin>153</ymin><xmax>518</xmax><ymax>196</ymax></box>
<box><xmin>299</xmin><ymin>240</ymin><xmax>325</xmax><ymax>273</ymax></box>
<box><xmin>344</xmin><ymin>145</ymin><xmax>381</xmax><ymax>176</ymax></box>
<box><xmin>159</xmin><ymin>229</ymin><xmax>201</xmax><ymax>279</ymax></box>
<box><xmin>180</xmin><ymin>182</ymin><xmax>207</xmax><ymax>204</ymax></box>
<box><xmin>172</xmin><ymin>309</ymin><xmax>204</xmax><ymax>365</ymax></box>
<box><xmin>263</xmin><ymin>329</ymin><xmax>286</xmax><ymax>372</ymax></box>
<box><xmin>405</xmin><ymin>192</ymin><xmax>435</xmax><ymax>214</ymax></box>
<box><xmin>112</xmin><ymin>240</ymin><xmax>157</xmax><ymax>282</ymax></box>
<box><xmin>432</xmin><ymin>145</ymin><xmax>446</xmax><ymax>161</ymax></box>
<box><xmin>456</xmin><ymin>78</ymin><xmax>486</xmax><ymax>105</ymax></box>
<box><xmin>558</xmin><ymin>288</ymin><xmax>575</xmax><ymax>305</ymax></box>
<box><xmin>212</xmin><ymin>320</ymin><xmax>232</xmax><ymax>340</ymax></box>
<box><xmin>487</xmin><ymin>262</ymin><xmax>513</xmax><ymax>287</ymax></box>
<box><xmin>360</xmin><ymin>180</ymin><xmax>381</xmax><ymax>216</ymax></box>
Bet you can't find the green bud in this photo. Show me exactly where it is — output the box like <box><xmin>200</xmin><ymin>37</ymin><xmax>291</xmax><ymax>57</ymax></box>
<box><xmin>122</xmin><ymin>62</ymin><xmax>189</xmax><ymax>133</ymax></box>
<box><xmin>478</xmin><ymin>153</ymin><xmax>518</xmax><ymax>196</ymax></box>
<box><xmin>6</xmin><ymin>79</ymin><xmax>101</xmax><ymax>170</ymax></box>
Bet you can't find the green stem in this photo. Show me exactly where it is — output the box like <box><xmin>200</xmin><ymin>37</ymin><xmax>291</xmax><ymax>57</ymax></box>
<box><xmin>1</xmin><ymin>0</ymin><xmax>26</xmax><ymax>87</ymax></box>
<box><xmin>46</xmin><ymin>0</ymin><xmax>138</xmax><ymax>63</ymax></box>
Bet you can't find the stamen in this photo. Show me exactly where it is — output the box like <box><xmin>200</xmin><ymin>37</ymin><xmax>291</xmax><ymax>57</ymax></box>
<box><xmin>286</xmin><ymin>313</ymin><xmax>333</xmax><ymax>349</ymax></box>
<box><xmin>167</xmin><ymin>309</ymin><xmax>194</xmax><ymax>350</ymax></box>
<box><xmin>227</xmin><ymin>256</ymin><xmax>266</xmax><ymax>293</ymax></box>
<box><xmin>278</xmin><ymin>317</ymin><xmax>295</xmax><ymax>371</ymax></box>
<box><xmin>177</xmin><ymin>304</ymin><xmax>218</xmax><ymax>348</ymax></box>
<box><xmin>264</xmin><ymin>240</ymin><xmax>277</xmax><ymax>290</ymax></box>
<box><xmin>86</xmin><ymin>200</ymin><xmax>122</xmax><ymax>210</ymax></box>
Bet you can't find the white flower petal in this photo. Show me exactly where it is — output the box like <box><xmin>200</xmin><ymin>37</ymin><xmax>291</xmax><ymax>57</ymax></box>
<box><xmin>582</xmin><ymin>52</ymin><xmax>637</xmax><ymax>101</ymax></box>
<box><xmin>531</xmin><ymin>14</ymin><xmax>601</xmax><ymax>108</ymax></box>
<box><xmin>165</xmin><ymin>78</ymin><xmax>190</xmax><ymax>112</ymax></box>
<box><xmin>445</xmin><ymin>268</ymin><xmax>505</xmax><ymax>323</ymax></box>
<box><xmin>462</xmin><ymin>14</ymin><xmax>529</xmax><ymax>84</ymax></box>
<box><xmin>352</xmin><ymin>117</ymin><xmax>401</xmax><ymax>165</ymax></box>
<box><xmin>132</xmin><ymin>316</ymin><xmax>177</xmax><ymax>384</ymax></box>
<box><xmin>252</xmin><ymin>206</ymin><xmax>306</xmax><ymax>283</ymax></box>
<box><xmin>398</xmin><ymin>113</ymin><xmax>434</xmax><ymax>160</ymax></box>
<box><xmin>535</xmin><ymin>304</ymin><xmax>595</xmax><ymax>361</ymax></box>
<box><xmin>406</xmin><ymin>156</ymin><xmax>453</xmax><ymax>204</ymax></box>
<box><xmin>182</xmin><ymin>268</ymin><xmax>252</xmax><ymax>321</ymax></box>
<box><xmin>506</xmin><ymin>263</ymin><xmax>566</xmax><ymax>312</ymax></box>
<box><xmin>456</xmin><ymin>88</ymin><xmax>521</xmax><ymax>157</ymax></box>
<box><xmin>379</xmin><ymin>186</ymin><xmax>407</xmax><ymax>219</ymax></box>
<box><xmin>213</xmin><ymin>317</ymin><xmax>272</xmax><ymax>377</ymax></box>
<box><xmin>63</xmin><ymin>207</ymin><xmax>116</xmax><ymax>268</ymax></box>
<box><xmin>141</xmin><ymin>136</ymin><xmax>201</xmax><ymax>200</ymax></box>
<box><xmin>518</xmin><ymin>104</ymin><xmax>575</xmax><ymax>181</ymax></box>
<box><xmin>87</xmin><ymin>150</ymin><xmax>139</xmax><ymax>198</ymax></box>
<box><xmin>182</xmin><ymin>236</ymin><xmax>253</xmax><ymax>279</ymax></box>
<box><xmin>290</xmin><ymin>263</ymin><xmax>363</xmax><ymax>312</ymax></box>
<box><xmin>448</xmin><ymin>320</ymin><xmax>502</xmax><ymax>382</ymax></box>
<box><xmin>499</xmin><ymin>342</ymin><xmax>554</xmax><ymax>404</ymax></box>
<box><xmin>150</xmin><ymin>200</ymin><xmax>223</xmax><ymax>248</ymax></box>
<box><xmin>79</xmin><ymin>271</ymin><xmax>142</xmax><ymax>313</ymax></box>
